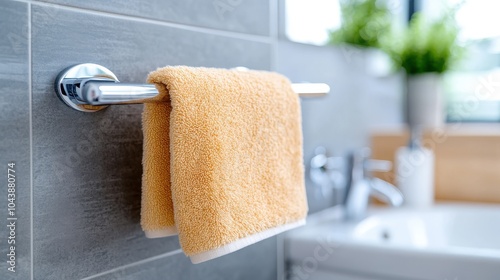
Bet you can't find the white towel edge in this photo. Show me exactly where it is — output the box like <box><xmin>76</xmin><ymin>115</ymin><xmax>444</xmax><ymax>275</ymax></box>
<box><xmin>145</xmin><ymin>226</ymin><xmax>178</xmax><ymax>238</ymax></box>
<box><xmin>189</xmin><ymin>219</ymin><xmax>306</xmax><ymax>264</ymax></box>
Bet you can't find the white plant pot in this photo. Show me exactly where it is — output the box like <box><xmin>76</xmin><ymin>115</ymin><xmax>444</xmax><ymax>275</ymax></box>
<box><xmin>407</xmin><ymin>74</ymin><xmax>445</xmax><ymax>128</ymax></box>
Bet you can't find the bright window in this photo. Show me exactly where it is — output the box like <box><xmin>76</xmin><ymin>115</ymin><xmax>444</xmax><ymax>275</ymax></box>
<box><xmin>421</xmin><ymin>0</ymin><xmax>500</xmax><ymax>122</ymax></box>
<box><xmin>284</xmin><ymin>0</ymin><xmax>342</xmax><ymax>45</ymax></box>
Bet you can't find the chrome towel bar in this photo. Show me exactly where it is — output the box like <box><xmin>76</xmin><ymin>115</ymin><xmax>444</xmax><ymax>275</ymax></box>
<box><xmin>55</xmin><ymin>64</ymin><xmax>330</xmax><ymax>112</ymax></box>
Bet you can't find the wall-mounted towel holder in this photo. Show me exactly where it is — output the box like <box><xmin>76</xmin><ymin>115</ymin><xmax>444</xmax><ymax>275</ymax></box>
<box><xmin>55</xmin><ymin>63</ymin><xmax>330</xmax><ymax>112</ymax></box>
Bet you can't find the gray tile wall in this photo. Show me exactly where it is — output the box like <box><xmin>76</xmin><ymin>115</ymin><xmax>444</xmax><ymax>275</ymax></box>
<box><xmin>0</xmin><ymin>0</ymin><xmax>402</xmax><ymax>279</ymax></box>
<box><xmin>91</xmin><ymin>238</ymin><xmax>277</xmax><ymax>280</ymax></box>
<box><xmin>38</xmin><ymin>0</ymin><xmax>270</xmax><ymax>36</ymax></box>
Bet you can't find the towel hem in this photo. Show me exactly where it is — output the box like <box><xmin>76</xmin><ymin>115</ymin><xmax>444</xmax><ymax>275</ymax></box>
<box><xmin>145</xmin><ymin>226</ymin><xmax>178</xmax><ymax>238</ymax></box>
<box><xmin>189</xmin><ymin>219</ymin><xmax>306</xmax><ymax>264</ymax></box>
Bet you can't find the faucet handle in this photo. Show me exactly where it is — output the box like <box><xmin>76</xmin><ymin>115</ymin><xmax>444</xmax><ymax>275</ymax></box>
<box><xmin>351</xmin><ymin>148</ymin><xmax>392</xmax><ymax>178</ymax></box>
<box><xmin>365</xmin><ymin>159</ymin><xmax>392</xmax><ymax>173</ymax></box>
<box><xmin>309</xmin><ymin>146</ymin><xmax>347</xmax><ymax>204</ymax></box>
<box><xmin>311</xmin><ymin>151</ymin><xmax>328</xmax><ymax>170</ymax></box>
<box><xmin>311</xmin><ymin>146</ymin><xmax>344</xmax><ymax>170</ymax></box>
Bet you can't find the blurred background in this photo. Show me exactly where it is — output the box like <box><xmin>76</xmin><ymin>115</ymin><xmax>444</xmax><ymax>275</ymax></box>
<box><xmin>285</xmin><ymin>0</ymin><xmax>500</xmax><ymax>122</ymax></box>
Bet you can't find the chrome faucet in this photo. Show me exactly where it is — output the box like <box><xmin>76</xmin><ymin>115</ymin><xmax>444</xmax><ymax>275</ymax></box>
<box><xmin>309</xmin><ymin>147</ymin><xmax>347</xmax><ymax>206</ymax></box>
<box><xmin>344</xmin><ymin>148</ymin><xmax>404</xmax><ymax>220</ymax></box>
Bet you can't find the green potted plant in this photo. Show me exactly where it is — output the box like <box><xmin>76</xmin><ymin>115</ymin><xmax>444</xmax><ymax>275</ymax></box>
<box><xmin>328</xmin><ymin>0</ymin><xmax>392</xmax><ymax>48</ymax></box>
<box><xmin>328</xmin><ymin>0</ymin><xmax>394</xmax><ymax>74</ymax></box>
<box><xmin>388</xmin><ymin>11</ymin><xmax>462</xmax><ymax>127</ymax></box>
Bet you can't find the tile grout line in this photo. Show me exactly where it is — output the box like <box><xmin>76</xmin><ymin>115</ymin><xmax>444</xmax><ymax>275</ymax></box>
<box><xmin>269</xmin><ymin>0</ymin><xmax>279</xmax><ymax>71</ymax></box>
<box><xmin>80</xmin><ymin>249</ymin><xmax>183</xmax><ymax>280</ymax></box>
<box><xmin>28</xmin><ymin>2</ymin><xmax>34</xmax><ymax>279</ymax></box>
<box><xmin>268</xmin><ymin>0</ymin><xmax>281</xmax><ymax>277</ymax></box>
<box><xmin>12</xmin><ymin>0</ymin><xmax>273</xmax><ymax>44</ymax></box>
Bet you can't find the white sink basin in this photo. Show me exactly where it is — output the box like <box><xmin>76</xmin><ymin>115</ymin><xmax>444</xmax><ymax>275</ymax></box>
<box><xmin>353</xmin><ymin>204</ymin><xmax>500</xmax><ymax>253</ymax></box>
<box><xmin>285</xmin><ymin>204</ymin><xmax>500</xmax><ymax>280</ymax></box>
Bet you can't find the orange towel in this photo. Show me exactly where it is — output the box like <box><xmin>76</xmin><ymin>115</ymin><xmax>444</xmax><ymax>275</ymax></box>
<box><xmin>140</xmin><ymin>66</ymin><xmax>307</xmax><ymax>263</ymax></box>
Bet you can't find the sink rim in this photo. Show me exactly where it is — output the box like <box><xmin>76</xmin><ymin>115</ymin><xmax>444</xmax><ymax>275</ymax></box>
<box><xmin>285</xmin><ymin>203</ymin><xmax>500</xmax><ymax>280</ymax></box>
<box><xmin>288</xmin><ymin>202</ymin><xmax>500</xmax><ymax>259</ymax></box>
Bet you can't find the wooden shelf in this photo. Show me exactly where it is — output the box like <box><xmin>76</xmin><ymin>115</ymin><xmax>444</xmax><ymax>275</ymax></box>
<box><xmin>371</xmin><ymin>125</ymin><xmax>500</xmax><ymax>203</ymax></box>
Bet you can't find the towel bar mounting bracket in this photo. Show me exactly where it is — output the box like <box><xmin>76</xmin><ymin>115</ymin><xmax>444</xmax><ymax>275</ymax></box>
<box><xmin>55</xmin><ymin>63</ymin><xmax>160</xmax><ymax>112</ymax></box>
<box><xmin>55</xmin><ymin>63</ymin><xmax>120</xmax><ymax>112</ymax></box>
